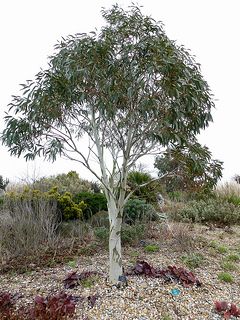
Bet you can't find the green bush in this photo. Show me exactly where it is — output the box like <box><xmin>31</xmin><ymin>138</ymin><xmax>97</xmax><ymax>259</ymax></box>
<box><xmin>90</xmin><ymin>210</ymin><xmax>109</xmax><ymax>227</ymax></box>
<box><xmin>218</xmin><ymin>272</ymin><xmax>234</xmax><ymax>283</ymax></box>
<box><xmin>74</xmin><ymin>192</ymin><xmax>107</xmax><ymax>219</ymax></box>
<box><xmin>94</xmin><ymin>224</ymin><xmax>146</xmax><ymax>246</ymax></box>
<box><xmin>181</xmin><ymin>253</ymin><xmax>205</xmax><ymax>269</ymax></box>
<box><xmin>226</xmin><ymin>254</ymin><xmax>240</xmax><ymax>262</ymax></box>
<box><xmin>123</xmin><ymin>198</ymin><xmax>158</xmax><ymax>224</ymax></box>
<box><xmin>127</xmin><ymin>170</ymin><xmax>163</xmax><ymax>204</ymax></box>
<box><xmin>121</xmin><ymin>224</ymin><xmax>146</xmax><ymax>245</ymax></box>
<box><xmin>220</xmin><ymin>261</ymin><xmax>237</xmax><ymax>271</ymax></box>
<box><xmin>144</xmin><ymin>244</ymin><xmax>160</xmax><ymax>253</ymax></box>
<box><xmin>5</xmin><ymin>187</ymin><xmax>86</xmax><ymax>221</ymax></box>
<box><xmin>47</xmin><ymin>187</ymin><xmax>86</xmax><ymax>220</ymax></box>
<box><xmin>33</xmin><ymin>171</ymin><xmax>93</xmax><ymax>195</ymax></box>
<box><xmin>175</xmin><ymin>199</ymin><xmax>240</xmax><ymax>225</ymax></box>
<box><xmin>94</xmin><ymin>226</ymin><xmax>109</xmax><ymax>243</ymax></box>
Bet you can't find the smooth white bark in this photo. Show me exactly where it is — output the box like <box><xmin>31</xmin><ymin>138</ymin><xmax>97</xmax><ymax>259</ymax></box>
<box><xmin>107</xmin><ymin>196</ymin><xmax>123</xmax><ymax>283</ymax></box>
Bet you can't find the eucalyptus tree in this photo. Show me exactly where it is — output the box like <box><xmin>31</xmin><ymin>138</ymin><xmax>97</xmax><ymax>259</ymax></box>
<box><xmin>2</xmin><ymin>5</ymin><xmax>215</xmax><ymax>283</ymax></box>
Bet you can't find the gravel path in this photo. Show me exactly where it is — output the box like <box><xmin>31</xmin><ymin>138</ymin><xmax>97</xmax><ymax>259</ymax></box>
<box><xmin>0</xmin><ymin>224</ymin><xmax>239</xmax><ymax>319</ymax></box>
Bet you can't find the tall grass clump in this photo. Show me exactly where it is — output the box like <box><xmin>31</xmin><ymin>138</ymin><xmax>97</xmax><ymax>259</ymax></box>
<box><xmin>215</xmin><ymin>182</ymin><xmax>240</xmax><ymax>206</ymax></box>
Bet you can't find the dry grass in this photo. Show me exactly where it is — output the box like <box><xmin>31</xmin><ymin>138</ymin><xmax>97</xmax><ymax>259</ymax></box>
<box><xmin>0</xmin><ymin>197</ymin><xmax>60</xmax><ymax>261</ymax></box>
<box><xmin>215</xmin><ymin>181</ymin><xmax>240</xmax><ymax>198</ymax></box>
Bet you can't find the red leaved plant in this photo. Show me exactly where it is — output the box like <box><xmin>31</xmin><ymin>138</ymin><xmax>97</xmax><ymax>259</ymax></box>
<box><xmin>127</xmin><ymin>260</ymin><xmax>201</xmax><ymax>287</ymax></box>
<box><xmin>214</xmin><ymin>301</ymin><xmax>240</xmax><ymax>319</ymax></box>
<box><xmin>30</xmin><ymin>292</ymin><xmax>76</xmax><ymax>320</ymax></box>
<box><xmin>63</xmin><ymin>271</ymin><xmax>100</xmax><ymax>289</ymax></box>
<box><xmin>0</xmin><ymin>291</ymin><xmax>77</xmax><ymax>320</ymax></box>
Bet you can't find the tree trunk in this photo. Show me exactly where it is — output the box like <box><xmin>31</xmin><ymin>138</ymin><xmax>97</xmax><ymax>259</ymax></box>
<box><xmin>108</xmin><ymin>197</ymin><xmax>123</xmax><ymax>283</ymax></box>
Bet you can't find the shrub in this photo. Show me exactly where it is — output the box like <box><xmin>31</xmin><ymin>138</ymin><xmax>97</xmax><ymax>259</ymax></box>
<box><xmin>121</xmin><ymin>224</ymin><xmax>146</xmax><ymax>245</ymax></box>
<box><xmin>217</xmin><ymin>245</ymin><xmax>228</xmax><ymax>254</ymax></box>
<box><xmin>74</xmin><ymin>192</ymin><xmax>107</xmax><ymax>219</ymax></box>
<box><xmin>33</xmin><ymin>170</ymin><xmax>93</xmax><ymax>195</ymax></box>
<box><xmin>176</xmin><ymin>199</ymin><xmax>240</xmax><ymax>225</ymax></box>
<box><xmin>226</xmin><ymin>254</ymin><xmax>240</xmax><ymax>262</ymax></box>
<box><xmin>94</xmin><ymin>224</ymin><xmax>147</xmax><ymax>246</ymax></box>
<box><xmin>144</xmin><ymin>244</ymin><xmax>160</xmax><ymax>253</ymax></box>
<box><xmin>218</xmin><ymin>272</ymin><xmax>234</xmax><ymax>283</ymax></box>
<box><xmin>94</xmin><ymin>227</ymin><xmax>109</xmax><ymax>244</ymax></box>
<box><xmin>181</xmin><ymin>253</ymin><xmax>205</xmax><ymax>269</ymax></box>
<box><xmin>123</xmin><ymin>198</ymin><xmax>158</xmax><ymax>224</ymax></box>
<box><xmin>49</xmin><ymin>188</ymin><xmax>86</xmax><ymax>221</ymax></box>
<box><xmin>220</xmin><ymin>261</ymin><xmax>237</xmax><ymax>271</ymax></box>
<box><xmin>0</xmin><ymin>194</ymin><xmax>59</xmax><ymax>259</ymax></box>
<box><xmin>127</xmin><ymin>170</ymin><xmax>163</xmax><ymax>204</ymax></box>
<box><xmin>90</xmin><ymin>210</ymin><xmax>109</xmax><ymax>227</ymax></box>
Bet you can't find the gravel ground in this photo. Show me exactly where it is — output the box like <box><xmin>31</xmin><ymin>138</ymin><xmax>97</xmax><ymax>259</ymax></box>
<box><xmin>0</xmin><ymin>224</ymin><xmax>239</xmax><ymax>319</ymax></box>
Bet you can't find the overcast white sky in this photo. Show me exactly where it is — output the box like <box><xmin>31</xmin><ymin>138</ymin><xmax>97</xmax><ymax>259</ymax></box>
<box><xmin>0</xmin><ymin>0</ymin><xmax>239</xmax><ymax>183</ymax></box>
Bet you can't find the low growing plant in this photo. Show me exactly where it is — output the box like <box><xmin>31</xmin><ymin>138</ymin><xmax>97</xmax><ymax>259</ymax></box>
<box><xmin>217</xmin><ymin>245</ymin><xmax>229</xmax><ymax>254</ymax></box>
<box><xmin>176</xmin><ymin>199</ymin><xmax>240</xmax><ymax>225</ymax></box>
<box><xmin>220</xmin><ymin>261</ymin><xmax>237</xmax><ymax>271</ymax></box>
<box><xmin>226</xmin><ymin>253</ymin><xmax>240</xmax><ymax>262</ymax></box>
<box><xmin>181</xmin><ymin>253</ymin><xmax>205</xmax><ymax>269</ymax></box>
<box><xmin>218</xmin><ymin>272</ymin><xmax>234</xmax><ymax>283</ymax></box>
<box><xmin>214</xmin><ymin>300</ymin><xmax>240</xmax><ymax>318</ymax></box>
<box><xmin>127</xmin><ymin>261</ymin><xmax>201</xmax><ymax>287</ymax></box>
<box><xmin>144</xmin><ymin>244</ymin><xmax>160</xmax><ymax>253</ymax></box>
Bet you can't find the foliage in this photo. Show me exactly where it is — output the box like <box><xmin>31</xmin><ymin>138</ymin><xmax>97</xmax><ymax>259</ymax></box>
<box><xmin>218</xmin><ymin>272</ymin><xmax>234</xmax><ymax>283</ymax></box>
<box><xmin>127</xmin><ymin>260</ymin><xmax>201</xmax><ymax>287</ymax></box>
<box><xmin>154</xmin><ymin>142</ymin><xmax>223</xmax><ymax>197</ymax></box>
<box><xmin>94</xmin><ymin>226</ymin><xmax>109</xmax><ymax>244</ymax></box>
<box><xmin>214</xmin><ymin>301</ymin><xmax>240</xmax><ymax>319</ymax></box>
<box><xmin>226</xmin><ymin>254</ymin><xmax>240</xmax><ymax>262</ymax></box>
<box><xmin>89</xmin><ymin>210</ymin><xmax>109</xmax><ymax>227</ymax></box>
<box><xmin>217</xmin><ymin>245</ymin><xmax>228</xmax><ymax>254</ymax></box>
<box><xmin>33</xmin><ymin>171</ymin><xmax>93</xmax><ymax>195</ymax></box>
<box><xmin>94</xmin><ymin>224</ymin><xmax>146</xmax><ymax>245</ymax></box>
<box><xmin>63</xmin><ymin>271</ymin><xmax>100</xmax><ymax>289</ymax></box>
<box><xmin>123</xmin><ymin>198</ymin><xmax>158</xmax><ymax>224</ymax></box>
<box><xmin>0</xmin><ymin>291</ymin><xmax>77</xmax><ymax>320</ymax></box>
<box><xmin>0</xmin><ymin>176</ymin><xmax>9</xmax><ymax>191</ymax></box>
<box><xmin>50</xmin><ymin>188</ymin><xmax>87</xmax><ymax>220</ymax></box>
<box><xmin>144</xmin><ymin>244</ymin><xmax>160</xmax><ymax>253</ymax></box>
<box><xmin>0</xmin><ymin>292</ymin><xmax>15</xmax><ymax>318</ymax></box>
<box><xmin>215</xmin><ymin>182</ymin><xmax>240</xmax><ymax>205</ymax></box>
<box><xmin>220</xmin><ymin>261</ymin><xmax>237</xmax><ymax>271</ymax></box>
<box><xmin>181</xmin><ymin>253</ymin><xmax>205</xmax><ymax>269</ymax></box>
<box><xmin>30</xmin><ymin>292</ymin><xmax>76</xmax><ymax>320</ymax></box>
<box><xmin>127</xmin><ymin>170</ymin><xmax>163</xmax><ymax>204</ymax></box>
<box><xmin>175</xmin><ymin>198</ymin><xmax>240</xmax><ymax>225</ymax></box>
<box><xmin>73</xmin><ymin>192</ymin><xmax>107</xmax><ymax>219</ymax></box>
<box><xmin>5</xmin><ymin>186</ymin><xmax>86</xmax><ymax>221</ymax></box>
<box><xmin>121</xmin><ymin>224</ymin><xmax>146</xmax><ymax>245</ymax></box>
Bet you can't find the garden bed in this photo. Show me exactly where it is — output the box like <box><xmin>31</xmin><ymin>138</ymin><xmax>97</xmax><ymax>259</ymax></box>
<box><xmin>0</xmin><ymin>224</ymin><xmax>239</xmax><ymax>319</ymax></box>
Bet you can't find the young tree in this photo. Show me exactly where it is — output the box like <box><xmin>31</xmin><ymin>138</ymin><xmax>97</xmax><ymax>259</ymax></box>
<box><xmin>2</xmin><ymin>5</ymin><xmax>215</xmax><ymax>283</ymax></box>
<box><xmin>154</xmin><ymin>141</ymin><xmax>223</xmax><ymax>196</ymax></box>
